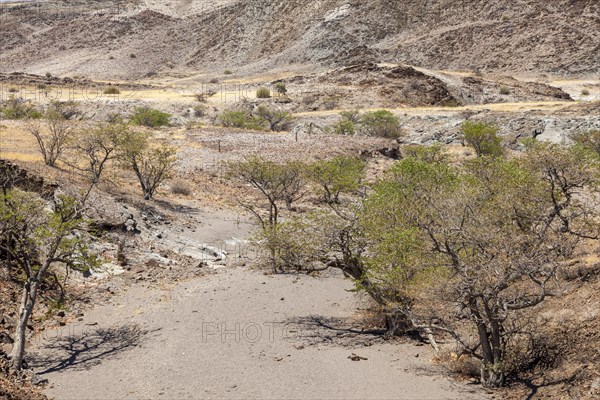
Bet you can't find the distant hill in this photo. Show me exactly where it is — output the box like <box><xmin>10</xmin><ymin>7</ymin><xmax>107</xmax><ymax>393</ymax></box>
<box><xmin>0</xmin><ymin>0</ymin><xmax>598</xmax><ymax>79</ymax></box>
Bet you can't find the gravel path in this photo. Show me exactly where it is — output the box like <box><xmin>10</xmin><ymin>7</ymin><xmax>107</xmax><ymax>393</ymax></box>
<box><xmin>30</xmin><ymin>268</ymin><xmax>488</xmax><ymax>400</ymax></box>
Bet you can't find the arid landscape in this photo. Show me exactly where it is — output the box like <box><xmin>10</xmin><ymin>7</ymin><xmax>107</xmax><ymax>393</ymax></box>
<box><xmin>1</xmin><ymin>1</ymin><xmax>600</xmax><ymax>399</ymax></box>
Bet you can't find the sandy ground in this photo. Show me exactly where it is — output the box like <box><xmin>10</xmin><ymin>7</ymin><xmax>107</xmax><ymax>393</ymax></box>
<box><xmin>29</xmin><ymin>266</ymin><xmax>489</xmax><ymax>400</ymax></box>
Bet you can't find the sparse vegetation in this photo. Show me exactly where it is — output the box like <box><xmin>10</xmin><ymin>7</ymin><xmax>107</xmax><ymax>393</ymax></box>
<box><xmin>274</xmin><ymin>82</ymin><xmax>287</xmax><ymax>95</ymax></box>
<box><xmin>129</xmin><ymin>107</ymin><xmax>171</xmax><ymax>128</ymax></box>
<box><xmin>581</xmin><ymin>88</ymin><xmax>590</xmax><ymax>96</ymax></box>
<box><xmin>572</xmin><ymin>129</ymin><xmax>600</xmax><ymax>155</ymax></box>
<box><xmin>118</xmin><ymin>130</ymin><xmax>177</xmax><ymax>200</ymax></box>
<box><xmin>499</xmin><ymin>85</ymin><xmax>511</xmax><ymax>95</ymax></box>
<box><xmin>250</xmin><ymin>142</ymin><xmax>600</xmax><ymax>388</ymax></box>
<box><xmin>331</xmin><ymin>110</ymin><xmax>361</xmax><ymax>135</ymax></box>
<box><xmin>103</xmin><ymin>86</ymin><xmax>121</xmax><ymax>95</ymax></box>
<box><xmin>256</xmin><ymin>87</ymin><xmax>271</xmax><ymax>99</ymax></box>
<box><xmin>217</xmin><ymin>105</ymin><xmax>292</xmax><ymax>131</ymax></box>
<box><xmin>254</xmin><ymin>104</ymin><xmax>293</xmax><ymax>131</ymax></box>
<box><xmin>72</xmin><ymin>122</ymin><xmax>129</xmax><ymax>183</ymax></box>
<box><xmin>217</xmin><ymin>109</ymin><xmax>265</xmax><ymax>130</ymax></box>
<box><xmin>25</xmin><ymin>104</ymin><xmax>78</xmax><ymax>167</ymax></box>
<box><xmin>1</xmin><ymin>96</ymin><xmax>42</xmax><ymax>120</ymax></box>
<box><xmin>360</xmin><ymin>110</ymin><xmax>403</xmax><ymax>138</ymax></box>
<box><xmin>170</xmin><ymin>179</ymin><xmax>192</xmax><ymax>196</ymax></box>
<box><xmin>0</xmin><ymin>184</ymin><xmax>96</xmax><ymax>371</ymax></box>
<box><xmin>308</xmin><ymin>156</ymin><xmax>365</xmax><ymax>203</ymax></box>
<box><xmin>461</xmin><ymin>121</ymin><xmax>503</xmax><ymax>157</ymax></box>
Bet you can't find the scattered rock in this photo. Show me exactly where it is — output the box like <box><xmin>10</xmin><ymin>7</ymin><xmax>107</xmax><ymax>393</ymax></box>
<box><xmin>348</xmin><ymin>353</ymin><xmax>368</xmax><ymax>361</ymax></box>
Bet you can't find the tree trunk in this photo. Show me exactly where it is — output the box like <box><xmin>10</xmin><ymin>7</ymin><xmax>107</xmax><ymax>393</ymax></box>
<box><xmin>10</xmin><ymin>280</ymin><xmax>38</xmax><ymax>370</ymax></box>
<box><xmin>477</xmin><ymin>321</ymin><xmax>505</xmax><ymax>388</ymax></box>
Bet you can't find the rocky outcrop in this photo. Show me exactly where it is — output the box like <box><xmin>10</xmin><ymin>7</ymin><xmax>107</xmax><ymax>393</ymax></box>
<box><xmin>0</xmin><ymin>159</ymin><xmax>57</xmax><ymax>199</ymax></box>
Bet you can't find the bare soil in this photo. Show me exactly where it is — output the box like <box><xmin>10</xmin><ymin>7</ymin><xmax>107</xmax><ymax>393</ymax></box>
<box><xmin>29</xmin><ymin>266</ymin><xmax>490</xmax><ymax>400</ymax></box>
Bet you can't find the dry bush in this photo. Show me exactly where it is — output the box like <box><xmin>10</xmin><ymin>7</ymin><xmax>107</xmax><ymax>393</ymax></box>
<box><xmin>256</xmin><ymin>87</ymin><xmax>271</xmax><ymax>99</ymax></box>
<box><xmin>170</xmin><ymin>179</ymin><xmax>192</xmax><ymax>196</ymax></box>
<box><xmin>103</xmin><ymin>87</ymin><xmax>120</xmax><ymax>95</ymax></box>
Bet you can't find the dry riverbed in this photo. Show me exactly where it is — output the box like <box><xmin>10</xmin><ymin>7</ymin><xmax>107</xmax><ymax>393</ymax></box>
<box><xmin>29</xmin><ymin>267</ymin><xmax>489</xmax><ymax>400</ymax></box>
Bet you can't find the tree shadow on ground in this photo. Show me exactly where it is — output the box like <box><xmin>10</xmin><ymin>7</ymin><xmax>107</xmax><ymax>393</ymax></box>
<box><xmin>29</xmin><ymin>323</ymin><xmax>156</xmax><ymax>375</ymax></box>
<box><xmin>282</xmin><ymin>315</ymin><xmax>388</xmax><ymax>347</ymax></box>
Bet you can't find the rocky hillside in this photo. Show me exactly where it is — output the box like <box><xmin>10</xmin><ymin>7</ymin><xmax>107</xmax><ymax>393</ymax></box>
<box><xmin>0</xmin><ymin>0</ymin><xmax>598</xmax><ymax>79</ymax></box>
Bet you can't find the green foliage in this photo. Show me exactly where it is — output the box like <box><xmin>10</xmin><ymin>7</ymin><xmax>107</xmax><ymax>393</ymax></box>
<box><xmin>217</xmin><ymin>109</ymin><xmax>266</xmax><ymax>130</ymax></box>
<box><xmin>360</xmin><ymin>110</ymin><xmax>403</xmax><ymax>138</ymax></box>
<box><xmin>129</xmin><ymin>107</ymin><xmax>171</xmax><ymax>127</ymax></box>
<box><xmin>331</xmin><ymin>119</ymin><xmax>356</xmax><ymax>135</ymax></box>
<box><xmin>0</xmin><ymin>96</ymin><xmax>41</xmax><ymax>120</ymax></box>
<box><xmin>218</xmin><ymin>106</ymin><xmax>293</xmax><ymax>132</ymax></box>
<box><xmin>75</xmin><ymin>122</ymin><xmax>130</xmax><ymax>183</ymax></box>
<box><xmin>256</xmin><ymin>87</ymin><xmax>271</xmax><ymax>99</ymax></box>
<box><xmin>227</xmin><ymin>156</ymin><xmax>306</xmax><ymax>231</ymax></box>
<box><xmin>401</xmin><ymin>144</ymin><xmax>448</xmax><ymax>163</ymax></box>
<box><xmin>118</xmin><ymin>130</ymin><xmax>177</xmax><ymax>199</ymax></box>
<box><xmin>330</xmin><ymin>110</ymin><xmax>361</xmax><ymax>135</ymax></box>
<box><xmin>0</xmin><ymin>187</ymin><xmax>98</xmax><ymax>370</ymax></box>
<box><xmin>461</xmin><ymin>120</ymin><xmax>503</xmax><ymax>157</ymax></box>
<box><xmin>571</xmin><ymin>130</ymin><xmax>600</xmax><ymax>156</ymax></box>
<box><xmin>255</xmin><ymin>216</ymin><xmax>326</xmax><ymax>272</ymax></box>
<box><xmin>274</xmin><ymin>82</ymin><xmax>287</xmax><ymax>95</ymax></box>
<box><xmin>255</xmin><ymin>104</ymin><xmax>293</xmax><ymax>131</ymax></box>
<box><xmin>308</xmin><ymin>156</ymin><xmax>366</xmax><ymax>203</ymax></box>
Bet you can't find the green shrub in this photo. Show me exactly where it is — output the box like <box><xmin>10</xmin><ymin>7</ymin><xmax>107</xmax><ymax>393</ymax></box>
<box><xmin>130</xmin><ymin>107</ymin><xmax>171</xmax><ymax>127</ymax></box>
<box><xmin>571</xmin><ymin>130</ymin><xmax>600</xmax><ymax>155</ymax></box>
<box><xmin>339</xmin><ymin>110</ymin><xmax>361</xmax><ymax>123</ymax></box>
<box><xmin>332</xmin><ymin>119</ymin><xmax>356</xmax><ymax>135</ymax></box>
<box><xmin>256</xmin><ymin>87</ymin><xmax>271</xmax><ymax>99</ymax></box>
<box><xmin>402</xmin><ymin>144</ymin><xmax>448</xmax><ymax>163</ymax></box>
<box><xmin>45</xmin><ymin>72</ymin><xmax>52</xmax><ymax>78</ymax></box>
<box><xmin>360</xmin><ymin>110</ymin><xmax>403</xmax><ymax>138</ymax></box>
<box><xmin>224</xmin><ymin>69</ymin><xmax>233</xmax><ymax>75</ymax></box>
<box><xmin>461</xmin><ymin>121</ymin><xmax>503</xmax><ymax>157</ymax></box>
<box><xmin>274</xmin><ymin>82</ymin><xmax>287</xmax><ymax>95</ymax></box>
<box><xmin>1</xmin><ymin>97</ymin><xmax>40</xmax><ymax>119</ymax></box>
<box><xmin>103</xmin><ymin>87</ymin><xmax>121</xmax><ymax>95</ymax></box>
<box><xmin>217</xmin><ymin>110</ymin><xmax>265</xmax><ymax>130</ymax></box>
<box><xmin>581</xmin><ymin>89</ymin><xmax>590</xmax><ymax>96</ymax></box>
<box><xmin>254</xmin><ymin>105</ymin><xmax>293</xmax><ymax>131</ymax></box>
<box><xmin>308</xmin><ymin>156</ymin><xmax>366</xmax><ymax>203</ymax></box>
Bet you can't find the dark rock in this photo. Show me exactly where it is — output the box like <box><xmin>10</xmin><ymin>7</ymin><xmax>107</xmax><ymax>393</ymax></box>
<box><xmin>0</xmin><ymin>332</ymin><xmax>14</xmax><ymax>344</ymax></box>
<box><xmin>31</xmin><ymin>375</ymin><xmax>49</xmax><ymax>386</ymax></box>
